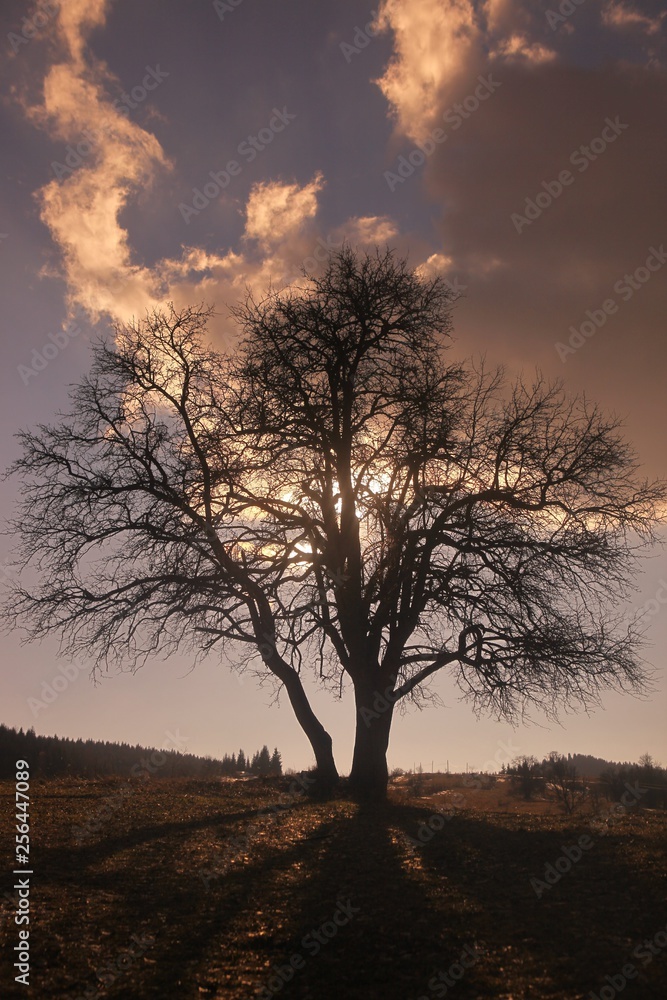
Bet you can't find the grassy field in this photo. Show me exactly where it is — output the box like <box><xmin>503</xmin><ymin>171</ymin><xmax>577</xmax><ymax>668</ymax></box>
<box><xmin>1</xmin><ymin>775</ymin><xmax>666</xmax><ymax>999</ymax></box>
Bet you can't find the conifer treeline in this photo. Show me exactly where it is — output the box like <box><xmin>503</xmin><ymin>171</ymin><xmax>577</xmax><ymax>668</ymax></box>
<box><xmin>0</xmin><ymin>724</ymin><xmax>282</xmax><ymax>780</ymax></box>
<box><xmin>221</xmin><ymin>746</ymin><xmax>282</xmax><ymax>776</ymax></box>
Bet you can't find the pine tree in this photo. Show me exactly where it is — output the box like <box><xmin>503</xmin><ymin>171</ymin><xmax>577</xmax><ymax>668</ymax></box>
<box><xmin>257</xmin><ymin>745</ymin><xmax>271</xmax><ymax>776</ymax></box>
<box><xmin>237</xmin><ymin>749</ymin><xmax>246</xmax><ymax>772</ymax></box>
<box><xmin>270</xmin><ymin>747</ymin><xmax>282</xmax><ymax>776</ymax></box>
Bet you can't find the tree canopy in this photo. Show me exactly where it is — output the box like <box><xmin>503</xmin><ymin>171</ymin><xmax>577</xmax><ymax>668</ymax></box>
<box><xmin>6</xmin><ymin>247</ymin><xmax>665</xmax><ymax>797</ymax></box>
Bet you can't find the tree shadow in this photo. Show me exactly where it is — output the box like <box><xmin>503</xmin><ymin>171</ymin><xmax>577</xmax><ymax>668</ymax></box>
<box><xmin>386</xmin><ymin>801</ymin><xmax>667</xmax><ymax>998</ymax></box>
<box><xmin>18</xmin><ymin>794</ymin><xmax>667</xmax><ymax>999</ymax></box>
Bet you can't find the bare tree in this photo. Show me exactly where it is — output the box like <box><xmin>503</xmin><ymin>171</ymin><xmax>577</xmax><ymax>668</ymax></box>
<box><xmin>545</xmin><ymin>751</ymin><xmax>584</xmax><ymax>815</ymax></box>
<box><xmin>5</xmin><ymin>247</ymin><xmax>665</xmax><ymax>798</ymax></box>
<box><xmin>509</xmin><ymin>755</ymin><xmax>542</xmax><ymax>802</ymax></box>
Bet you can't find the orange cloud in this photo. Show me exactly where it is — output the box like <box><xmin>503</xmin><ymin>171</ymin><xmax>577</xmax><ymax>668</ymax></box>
<box><xmin>23</xmin><ymin>2</ymin><xmax>417</xmax><ymax>345</ymax></box>
<box><xmin>374</xmin><ymin>0</ymin><xmax>480</xmax><ymax>142</ymax></box>
<box><xmin>25</xmin><ymin>0</ymin><xmax>168</xmax><ymax>321</ymax></box>
<box><xmin>243</xmin><ymin>174</ymin><xmax>325</xmax><ymax>247</ymax></box>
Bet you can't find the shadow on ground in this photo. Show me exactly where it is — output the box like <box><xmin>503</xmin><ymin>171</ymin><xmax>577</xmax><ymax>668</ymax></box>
<box><xmin>2</xmin><ymin>783</ymin><xmax>666</xmax><ymax>999</ymax></box>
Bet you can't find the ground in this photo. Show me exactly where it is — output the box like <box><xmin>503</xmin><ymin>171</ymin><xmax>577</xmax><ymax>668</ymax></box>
<box><xmin>1</xmin><ymin>775</ymin><xmax>666</xmax><ymax>999</ymax></box>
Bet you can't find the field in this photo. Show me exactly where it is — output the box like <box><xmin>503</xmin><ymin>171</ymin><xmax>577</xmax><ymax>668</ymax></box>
<box><xmin>1</xmin><ymin>775</ymin><xmax>666</xmax><ymax>999</ymax></box>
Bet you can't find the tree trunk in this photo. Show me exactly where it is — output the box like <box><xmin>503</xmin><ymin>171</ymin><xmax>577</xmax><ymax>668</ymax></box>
<box><xmin>308</xmin><ymin>727</ymin><xmax>339</xmax><ymax>794</ymax></box>
<box><xmin>281</xmin><ymin>669</ymin><xmax>339</xmax><ymax>794</ymax></box>
<box><xmin>348</xmin><ymin>682</ymin><xmax>394</xmax><ymax>800</ymax></box>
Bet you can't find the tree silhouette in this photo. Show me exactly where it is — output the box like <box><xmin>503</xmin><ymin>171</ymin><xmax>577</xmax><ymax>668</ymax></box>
<box><xmin>508</xmin><ymin>754</ymin><xmax>542</xmax><ymax>801</ymax></box>
<box><xmin>6</xmin><ymin>247</ymin><xmax>665</xmax><ymax>798</ymax></box>
<box><xmin>0</xmin><ymin>724</ymin><xmax>235</xmax><ymax>779</ymax></box>
<box><xmin>256</xmin><ymin>745</ymin><xmax>272</xmax><ymax>776</ymax></box>
<box><xmin>545</xmin><ymin>750</ymin><xmax>582</xmax><ymax>814</ymax></box>
<box><xmin>270</xmin><ymin>747</ymin><xmax>282</xmax><ymax>776</ymax></box>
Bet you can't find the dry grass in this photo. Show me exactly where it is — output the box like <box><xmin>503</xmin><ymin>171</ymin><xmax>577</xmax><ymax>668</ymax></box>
<box><xmin>1</xmin><ymin>777</ymin><xmax>666</xmax><ymax>999</ymax></box>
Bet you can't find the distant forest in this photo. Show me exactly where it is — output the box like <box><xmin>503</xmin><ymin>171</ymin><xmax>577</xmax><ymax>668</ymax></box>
<box><xmin>504</xmin><ymin>750</ymin><xmax>667</xmax><ymax>810</ymax></box>
<box><xmin>507</xmin><ymin>753</ymin><xmax>637</xmax><ymax>779</ymax></box>
<box><xmin>0</xmin><ymin>724</ymin><xmax>282</xmax><ymax>780</ymax></box>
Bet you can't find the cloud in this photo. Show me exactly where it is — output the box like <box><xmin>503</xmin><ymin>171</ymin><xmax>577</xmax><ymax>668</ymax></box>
<box><xmin>374</xmin><ymin>0</ymin><xmax>480</xmax><ymax>142</ymax></box>
<box><xmin>24</xmin><ymin>6</ymin><xmax>405</xmax><ymax>346</ymax></box>
<box><xmin>490</xmin><ymin>35</ymin><xmax>556</xmax><ymax>65</ymax></box>
<box><xmin>370</xmin><ymin>0</ymin><xmax>667</xmax><ymax>479</ymax></box>
<box><xmin>603</xmin><ymin>2</ymin><xmax>666</xmax><ymax>35</ymax></box>
<box><xmin>415</xmin><ymin>252</ymin><xmax>454</xmax><ymax>279</ymax></box>
<box><xmin>373</xmin><ymin>0</ymin><xmax>558</xmax><ymax>142</ymax></box>
<box><xmin>483</xmin><ymin>0</ymin><xmax>515</xmax><ymax>34</ymax></box>
<box><xmin>22</xmin><ymin>0</ymin><xmax>514</xmax><ymax>362</ymax></box>
<box><xmin>374</xmin><ymin>0</ymin><xmax>665</xmax><ymax>142</ymax></box>
<box><xmin>25</xmin><ymin>0</ymin><xmax>169</xmax><ymax>322</ymax></box>
<box><xmin>57</xmin><ymin>0</ymin><xmax>109</xmax><ymax>65</ymax></box>
<box><xmin>340</xmin><ymin>216</ymin><xmax>398</xmax><ymax>246</ymax></box>
<box><xmin>243</xmin><ymin>173</ymin><xmax>324</xmax><ymax>247</ymax></box>
<box><xmin>156</xmin><ymin>206</ymin><xmax>400</xmax><ymax>334</ymax></box>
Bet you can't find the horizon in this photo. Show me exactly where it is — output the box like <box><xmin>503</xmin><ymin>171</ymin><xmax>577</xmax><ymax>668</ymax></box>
<box><xmin>1</xmin><ymin>720</ymin><xmax>658</xmax><ymax>776</ymax></box>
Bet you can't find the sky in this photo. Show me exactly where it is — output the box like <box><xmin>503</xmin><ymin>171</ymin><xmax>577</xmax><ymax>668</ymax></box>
<box><xmin>0</xmin><ymin>0</ymin><xmax>665</xmax><ymax>775</ymax></box>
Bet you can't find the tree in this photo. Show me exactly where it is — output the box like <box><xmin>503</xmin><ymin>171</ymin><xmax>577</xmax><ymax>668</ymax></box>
<box><xmin>5</xmin><ymin>247</ymin><xmax>665</xmax><ymax>799</ymax></box>
<box><xmin>257</xmin><ymin>745</ymin><xmax>272</xmax><ymax>776</ymax></box>
<box><xmin>545</xmin><ymin>751</ymin><xmax>583</xmax><ymax>815</ymax></box>
<box><xmin>508</xmin><ymin>754</ymin><xmax>542</xmax><ymax>801</ymax></box>
<box><xmin>237</xmin><ymin>749</ymin><xmax>246</xmax><ymax>773</ymax></box>
<box><xmin>270</xmin><ymin>747</ymin><xmax>282</xmax><ymax>776</ymax></box>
